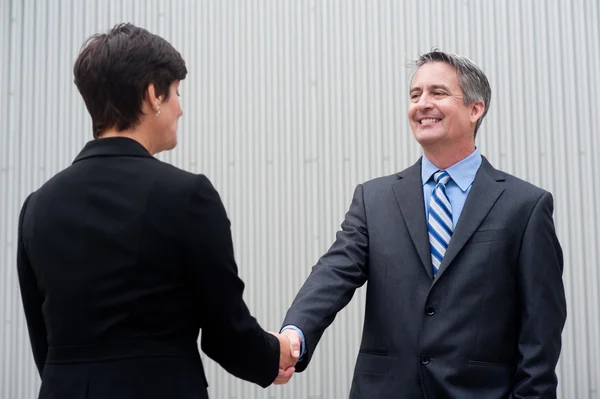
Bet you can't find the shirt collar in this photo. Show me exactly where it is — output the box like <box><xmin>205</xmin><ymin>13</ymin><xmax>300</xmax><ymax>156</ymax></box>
<box><xmin>421</xmin><ymin>147</ymin><xmax>482</xmax><ymax>192</ymax></box>
<box><xmin>73</xmin><ymin>137</ymin><xmax>155</xmax><ymax>164</ymax></box>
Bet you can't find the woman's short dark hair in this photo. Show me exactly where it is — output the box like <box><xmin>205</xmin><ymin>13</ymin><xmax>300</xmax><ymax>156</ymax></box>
<box><xmin>73</xmin><ymin>23</ymin><xmax>187</xmax><ymax>138</ymax></box>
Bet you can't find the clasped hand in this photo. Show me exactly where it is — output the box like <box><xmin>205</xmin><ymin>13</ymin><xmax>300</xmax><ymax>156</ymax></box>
<box><xmin>268</xmin><ymin>329</ymin><xmax>302</xmax><ymax>385</ymax></box>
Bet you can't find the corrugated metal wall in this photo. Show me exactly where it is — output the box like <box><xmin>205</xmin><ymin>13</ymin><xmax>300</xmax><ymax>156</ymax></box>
<box><xmin>1</xmin><ymin>0</ymin><xmax>599</xmax><ymax>398</ymax></box>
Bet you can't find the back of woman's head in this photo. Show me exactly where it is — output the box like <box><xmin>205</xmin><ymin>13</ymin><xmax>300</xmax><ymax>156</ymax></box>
<box><xmin>73</xmin><ymin>23</ymin><xmax>187</xmax><ymax>138</ymax></box>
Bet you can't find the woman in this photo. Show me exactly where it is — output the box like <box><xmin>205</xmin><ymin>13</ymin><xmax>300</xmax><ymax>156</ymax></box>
<box><xmin>17</xmin><ymin>23</ymin><xmax>295</xmax><ymax>399</ymax></box>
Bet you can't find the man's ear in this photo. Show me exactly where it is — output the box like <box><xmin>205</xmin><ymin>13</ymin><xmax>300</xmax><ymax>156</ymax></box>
<box><xmin>470</xmin><ymin>100</ymin><xmax>485</xmax><ymax>124</ymax></box>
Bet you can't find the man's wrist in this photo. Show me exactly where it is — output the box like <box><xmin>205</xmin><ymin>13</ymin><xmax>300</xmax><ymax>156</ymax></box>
<box><xmin>281</xmin><ymin>325</ymin><xmax>306</xmax><ymax>359</ymax></box>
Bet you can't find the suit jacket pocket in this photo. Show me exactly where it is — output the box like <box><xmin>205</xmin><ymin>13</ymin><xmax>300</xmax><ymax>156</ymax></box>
<box><xmin>468</xmin><ymin>228</ymin><xmax>514</xmax><ymax>244</ymax></box>
<box><xmin>466</xmin><ymin>360</ymin><xmax>514</xmax><ymax>388</ymax></box>
<box><xmin>355</xmin><ymin>352</ymin><xmax>392</xmax><ymax>376</ymax></box>
<box><xmin>359</xmin><ymin>348</ymin><xmax>388</xmax><ymax>357</ymax></box>
<box><xmin>351</xmin><ymin>353</ymin><xmax>399</xmax><ymax>398</ymax></box>
<box><xmin>468</xmin><ymin>359</ymin><xmax>513</xmax><ymax>369</ymax></box>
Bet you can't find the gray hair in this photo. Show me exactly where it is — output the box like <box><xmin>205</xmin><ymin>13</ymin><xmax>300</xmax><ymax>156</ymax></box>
<box><xmin>411</xmin><ymin>49</ymin><xmax>491</xmax><ymax>137</ymax></box>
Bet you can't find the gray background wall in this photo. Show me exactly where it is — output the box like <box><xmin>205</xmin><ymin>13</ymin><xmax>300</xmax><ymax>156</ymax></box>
<box><xmin>1</xmin><ymin>0</ymin><xmax>599</xmax><ymax>398</ymax></box>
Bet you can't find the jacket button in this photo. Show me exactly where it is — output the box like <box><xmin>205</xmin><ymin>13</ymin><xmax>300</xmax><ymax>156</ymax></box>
<box><xmin>425</xmin><ymin>305</ymin><xmax>435</xmax><ymax>316</ymax></box>
<box><xmin>420</xmin><ymin>354</ymin><xmax>430</xmax><ymax>365</ymax></box>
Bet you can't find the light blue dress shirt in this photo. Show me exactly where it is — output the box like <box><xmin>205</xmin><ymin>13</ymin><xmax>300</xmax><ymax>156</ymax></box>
<box><xmin>422</xmin><ymin>147</ymin><xmax>482</xmax><ymax>228</ymax></box>
<box><xmin>283</xmin><ymin>148</ymin><xmax>483</xmax><ymax>358</ymax></box>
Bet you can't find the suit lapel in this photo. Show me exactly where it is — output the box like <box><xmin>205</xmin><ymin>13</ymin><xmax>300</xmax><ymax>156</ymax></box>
<box><xmin>392</xmin><ymin>159</ymin><xmax>433</xmax><ymax>279</ymax></box>
<box><xmin>432</xmin><ymin>157</ymin><xmax>505</xmax><ymax>284</ymax></box>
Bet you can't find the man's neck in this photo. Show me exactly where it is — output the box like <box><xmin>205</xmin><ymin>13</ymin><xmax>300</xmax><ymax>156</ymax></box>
<box><xmin>422</xmin><ymin>143</ymin><xmax>476</xmax><ymax>170</ymax></box>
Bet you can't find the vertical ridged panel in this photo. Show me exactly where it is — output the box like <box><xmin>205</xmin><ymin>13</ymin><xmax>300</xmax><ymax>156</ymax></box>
<box><xmin>1</xmin><ymin>1</ymin><xmax>599</xmax><ymax>398</ymax></box>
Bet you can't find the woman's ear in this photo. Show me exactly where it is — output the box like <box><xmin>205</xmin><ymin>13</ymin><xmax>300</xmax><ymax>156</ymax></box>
<box><xmin>146</xmin><ymin>83</ymin><xmax>163</xmax><ymax>112</ymax></box>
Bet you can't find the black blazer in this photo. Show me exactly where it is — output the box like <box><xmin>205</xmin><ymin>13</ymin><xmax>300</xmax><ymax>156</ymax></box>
<box><xmin>17</xmin><ymin>137</ymin><xmax>279</xmax><ymax>399</ymax></box>
<box><xmin>283</xmin><ymin>157</ymin><xmax>566</xmax><ymax>399</ymax></box>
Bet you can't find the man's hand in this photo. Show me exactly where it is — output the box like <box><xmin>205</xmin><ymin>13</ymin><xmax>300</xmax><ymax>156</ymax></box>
<box><xmin>269</xmin><ymin>330</ymin><xmax>301</xmax><ymax>384</ymax></box>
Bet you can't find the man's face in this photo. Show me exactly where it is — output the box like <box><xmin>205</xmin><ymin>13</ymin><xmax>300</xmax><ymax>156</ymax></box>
<box><xmin>408</xmin><ymin>62</ymin><xmax>481</xmax><ymax>151</ymax></box>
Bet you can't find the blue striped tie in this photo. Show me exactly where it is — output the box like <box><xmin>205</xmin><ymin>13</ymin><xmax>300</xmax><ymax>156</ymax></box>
<box><xmin>428</xmin><ymin>170</ymin><xmax>453</xmax><ymax>277</ymax></box>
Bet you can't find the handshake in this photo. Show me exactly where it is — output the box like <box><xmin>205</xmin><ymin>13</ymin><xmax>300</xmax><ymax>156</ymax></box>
<box><xmin>268</xmin><ymin>329</ymin><xmax>303</xmax><ymax>385</ymax></box>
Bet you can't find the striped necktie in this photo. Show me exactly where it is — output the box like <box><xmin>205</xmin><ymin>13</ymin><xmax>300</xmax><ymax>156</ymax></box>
<box><xmin>428</xmin><ymin>170</ymin><xmax>453</xmax><ymax>277</ymax></box>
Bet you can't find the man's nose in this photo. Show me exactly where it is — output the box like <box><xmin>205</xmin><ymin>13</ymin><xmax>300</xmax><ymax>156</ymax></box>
<box><xmin>416</xmin><ymin>93</ymin><xmax>434</xmax><ymax>110</ymax></box>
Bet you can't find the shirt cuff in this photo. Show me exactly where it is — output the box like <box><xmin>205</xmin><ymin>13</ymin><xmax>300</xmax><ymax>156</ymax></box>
<box><xmin>281</xmin><ymin>325</ymin><xmax>306</xmax><ymax>360</ymax></box>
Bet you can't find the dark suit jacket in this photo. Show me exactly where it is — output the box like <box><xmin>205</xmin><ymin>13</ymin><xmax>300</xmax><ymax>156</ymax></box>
<box><xmin>17</xmin><ymin>137</ymin><xmax>279</xmax><ymax>399</ymax></box>
<box><xmin>283</xmin><ymin>157</ymin><xmax>566</xmax><ymax>399</ymax></box>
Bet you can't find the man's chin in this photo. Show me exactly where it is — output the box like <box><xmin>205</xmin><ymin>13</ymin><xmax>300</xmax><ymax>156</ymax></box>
<box><xmin>413</xmin><ymin>130</ymin><xmax>445</xmax><ymax>146</ymax></box>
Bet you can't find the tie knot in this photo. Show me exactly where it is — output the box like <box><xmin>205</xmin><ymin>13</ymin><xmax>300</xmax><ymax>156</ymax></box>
<box><xmin>434</xmin><ymin>170</ymin><xmax>451</xmax><ymax>185</ymax></box>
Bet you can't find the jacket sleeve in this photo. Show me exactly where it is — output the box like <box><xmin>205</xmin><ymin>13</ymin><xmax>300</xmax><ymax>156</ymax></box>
<box><xmin>17</xmin><ymin>193</ymin><xmax>49</xmax><ymax>377</ymax></box>
<box><xmin>183</xmin><ymin>175</ymin><xmax>279</xmax><ymax>388</ymax></box>
<box><xmin>511</xmin><ymin>192</ymin><xmax>566</xmax><ymax>398</ymax></box>
<box><xmin>282</xmin><ymin>184</ymin><xmax>370</xmax><ymax>372</ymax></box>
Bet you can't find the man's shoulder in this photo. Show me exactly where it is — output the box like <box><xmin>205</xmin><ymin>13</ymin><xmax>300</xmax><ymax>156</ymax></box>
<box><xmin>483</xmin><ymin>162</ymin><xmax>550</xmax><ymax>200</ymax></box>
<box><xmin>359</xmin><ymin>161</ymin><xmax>420</xmax><ymax>191</ymax></box>
<box><xmin>355</xmin><ymin>173</ymin><xmax>401</xmax><ymax>197</ymax></box>
<box><xmin>362</xmin><ymin>172</ymin><xmax>401</xmax><ymax>187</ymax></box>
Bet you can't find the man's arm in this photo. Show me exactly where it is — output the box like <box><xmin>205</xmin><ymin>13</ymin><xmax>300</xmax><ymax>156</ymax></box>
<box><xmin>512</xmin><ymin>192</ymin><xmax>566</xmax><ymax>398</ymax></box>
<box><xmin>16</xmin><ymin>193</ymin><xmax>48</xmax><ymax>377</ymax></box>
<box><xmin>184</xmin><ymin>175</ymin><xmax>294</xmax><ymax>387</ymax></box>
<box><xmin>281</xmin><ymin>183</ymin><xmax>370</xmax><ymax>372</ymax></box>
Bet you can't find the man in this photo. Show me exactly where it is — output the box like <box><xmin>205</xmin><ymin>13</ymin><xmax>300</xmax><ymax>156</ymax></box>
<box><xmin>279</xmin><ymin>50</ymin><xmax>566</xmax><ymax>398</ymax></box>
<box><xmin>17</xmin><ymin>24</ymin><xmax>296</xmax><ymax>399</ymax></box>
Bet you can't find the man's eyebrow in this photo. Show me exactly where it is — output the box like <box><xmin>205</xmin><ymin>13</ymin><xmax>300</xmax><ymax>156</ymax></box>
<box><xmin>429</xmin><ymin>84</ymin><xmax>450</xmax><ymax>91</ymax></box>
<box><xmin>410</xmin><ymin>84</ymin><xmax>451</xmax><ymax>93</ymax></box>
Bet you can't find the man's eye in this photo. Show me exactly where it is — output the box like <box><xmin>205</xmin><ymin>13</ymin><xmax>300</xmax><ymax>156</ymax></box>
<box><xmin>410</xmin><ymin>94</ymin><xmax>420</xmax><ymax>101</ymax></box>
<box><xmin>433</xmin><ymin>91</ymin><xmax>445</xmax><ymax>96</ymax></box>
